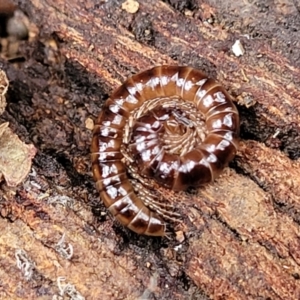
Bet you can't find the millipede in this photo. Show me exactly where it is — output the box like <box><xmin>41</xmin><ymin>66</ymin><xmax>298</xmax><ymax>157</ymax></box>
<box><xmin>91</xmin><ymin>65</ymin><xmax>240</xmax><ymax>236</ymax></box>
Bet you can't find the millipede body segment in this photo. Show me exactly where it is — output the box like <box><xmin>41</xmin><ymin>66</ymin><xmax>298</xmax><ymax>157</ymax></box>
<box><xmin>91</xmin><ymin>66</ymin><xmax>239</xmax><ymax>236</ymax></box>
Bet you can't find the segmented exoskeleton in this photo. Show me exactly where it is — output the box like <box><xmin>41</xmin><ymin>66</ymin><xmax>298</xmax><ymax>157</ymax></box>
<box><xmin>91</xmin><ymin>66</ymin><xmax>239</xmax><ymax>236</ymax></box>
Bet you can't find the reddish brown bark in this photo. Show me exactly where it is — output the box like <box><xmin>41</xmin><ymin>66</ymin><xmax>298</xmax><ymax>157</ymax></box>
<box><xmin>0</xmin><ymin>0</ymin><xmax>299</xmax><ymax>299</ymax></box>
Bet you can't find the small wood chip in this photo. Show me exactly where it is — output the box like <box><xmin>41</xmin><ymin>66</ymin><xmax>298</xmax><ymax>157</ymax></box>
<box><xmin>121</xmin><ymin>0</ymin><xmax>139</xmax><ymax>14</ymax></box>
<box><xmin>85</xmin><ymin>117</ymin><xmax>94</xmax><ymax>130</ymax></box>
<box><xmin>175</xmin><ymin>230</ymin><xmax>185</xmax><ymax>243</ymax></box>
<box><xmin>232</xmin><ymin>40</ymin><xmax>245</xmax><ymax>57</ymax></box>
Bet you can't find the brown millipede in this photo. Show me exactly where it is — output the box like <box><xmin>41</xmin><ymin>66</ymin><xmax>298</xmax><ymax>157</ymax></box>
<box><xmin>91</xmin><ymin>66</ymin><xmax>239</xmax><ymax>236</ymax></box>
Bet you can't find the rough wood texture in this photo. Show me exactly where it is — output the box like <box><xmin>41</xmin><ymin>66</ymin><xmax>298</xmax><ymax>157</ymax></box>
<box><xmin>0</xmin><ymin>0</ymin><xmax>299</xmax><ymax>299</ymax></box>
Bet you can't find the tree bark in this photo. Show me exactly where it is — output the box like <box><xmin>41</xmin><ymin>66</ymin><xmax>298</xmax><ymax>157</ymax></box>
<box><xmin>0</xmin><ymin>0</ymin><xmax>299</xmax><ymax>299</ymax></box>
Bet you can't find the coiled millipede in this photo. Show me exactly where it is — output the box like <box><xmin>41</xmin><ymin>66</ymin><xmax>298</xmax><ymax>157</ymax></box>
<box><xmin>91</xmin><ymin>66</ymin><xmax>239</xmax><ymax>236</ymax></box>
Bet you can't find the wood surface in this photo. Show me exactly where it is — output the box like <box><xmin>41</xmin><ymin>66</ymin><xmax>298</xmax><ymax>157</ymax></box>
<box><xmin>0</xmin><ymin>0</ymin><xmax>300</xmax><ymax>299</ymax></box>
